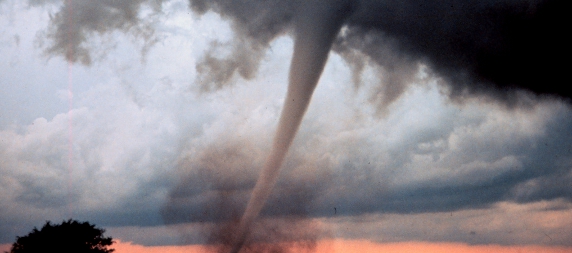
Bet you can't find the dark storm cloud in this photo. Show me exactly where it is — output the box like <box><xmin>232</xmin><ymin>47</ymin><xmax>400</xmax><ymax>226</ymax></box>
<box><xmin>190</xmin><ymin>0</ymin><xmax>570</xmax><ymax>106</ymax></box>
<box><xmin>35</xmin><ymin>0</ymin><xmax>298</xmax><ymax>82</ymax></box>
<box><xmin>35</xmin><ymin>0</ymin><xmax>570</xmax><ymax>103</ymax></box>
<box><xmin>342</xmin><ymin>0</ymin><xmax>571</xmax><ymax>104</ymax></box>
<box><xmin>190</xmin><ymin>0</ymin><xmax>299</xmax><ymax>91</ymax></box>
<box><xmin>37</xmin><ymin>0</ymin><xmax>165</xmax><ymax>65</ymax></box>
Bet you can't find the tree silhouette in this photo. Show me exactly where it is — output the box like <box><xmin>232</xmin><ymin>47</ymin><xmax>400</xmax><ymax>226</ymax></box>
<box><xmin>6</xmin><ymin>219</ymin><xmax>114</xmax><ymax>253</ymax></box>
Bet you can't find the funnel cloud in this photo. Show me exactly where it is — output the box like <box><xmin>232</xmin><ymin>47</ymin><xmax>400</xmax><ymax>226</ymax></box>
<box><xmin>226</xmin><ymin>1</ymin><xmax>355</xmax><ymax>251</ymax></box>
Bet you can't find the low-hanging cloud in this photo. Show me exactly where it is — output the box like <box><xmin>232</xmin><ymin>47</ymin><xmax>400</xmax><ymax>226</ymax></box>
<box><xmin>36</xmin><ymin>0</ymin><xmax>165</xmax><ymax>65</ymax></box>
<box><xmin>189</xmin><ymin>0</ymin><xmax>570</xmax><ymax>107</ymax></box>
<box><xmin>163</xmin><ymin>100</ymin><xmax>572</xmax><ymax>222</ymax></box>
<box><xmin>36</xmin><ymin>0</ymin><xmax>569</xmax><ymax>105</ymax></box>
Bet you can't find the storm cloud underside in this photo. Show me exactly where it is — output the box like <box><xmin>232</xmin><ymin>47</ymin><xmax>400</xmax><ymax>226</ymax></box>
<box><xmin>40</xmin><ymin>0</ymin><xmax>571</xmax><ymax>103</ymax></box>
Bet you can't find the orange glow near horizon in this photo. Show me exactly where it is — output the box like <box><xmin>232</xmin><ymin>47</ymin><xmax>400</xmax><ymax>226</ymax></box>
<box><xmin>5</xmin><ymin>240</ymin><xmax>566</xmax><ymax>253</ymax></box>
<box><xmin>2</xmin><ymin>240</ymin><xmax>571</xmax><ymax>253</ymax></box>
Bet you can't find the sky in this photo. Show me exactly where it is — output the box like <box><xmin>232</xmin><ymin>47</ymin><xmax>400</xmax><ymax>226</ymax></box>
<box><xmin>1</xmin><ymin>0</ymin><xmax>571</xmax><ymax>252</ymax></box>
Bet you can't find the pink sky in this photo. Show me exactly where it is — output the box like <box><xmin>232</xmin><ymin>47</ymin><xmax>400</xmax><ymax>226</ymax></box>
<box><xmin>112</xmin><ymin>240</ymin><xmax>572</xmax><ymax>253</ymax></box>
<box><xmin>103</xmin><ymin>240</ymin><xmax>572</xmax><ymax>253</ymax></box>
<box><xmin>5</xmin><ymin>240</ymin><xmax>569</xmax><ymax>253</ymax></box>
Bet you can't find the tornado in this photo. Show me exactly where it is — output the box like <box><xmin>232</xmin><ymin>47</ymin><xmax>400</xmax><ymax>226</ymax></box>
<box><xmin>228</xmin><ymin>1</ymin><xmax>355</xmax><ymax>252</ymax></box>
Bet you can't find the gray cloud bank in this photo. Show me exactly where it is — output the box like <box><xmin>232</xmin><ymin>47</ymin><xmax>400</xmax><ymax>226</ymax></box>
<box><xmin>162</xmin><ymin>100</ymin><xmax>572</xmax><ymax>222</ymax></box>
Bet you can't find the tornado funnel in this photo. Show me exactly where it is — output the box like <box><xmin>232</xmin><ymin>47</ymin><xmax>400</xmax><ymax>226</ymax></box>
<box><xmin>228</xmin><ymin>1</ymin><xmax>355</xmax><ymax>252</ymax></box>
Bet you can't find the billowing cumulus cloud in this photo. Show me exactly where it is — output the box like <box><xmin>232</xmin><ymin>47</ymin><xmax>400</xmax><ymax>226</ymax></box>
<box><xmin>0</xmin><ymin>83</ymin><xmax>190</xmax><ymax>241</ymax></box>
<box><xmin>162</xmin><ymin>85</ymin><xmax>572</xmax><ymax>221</ymax></box>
